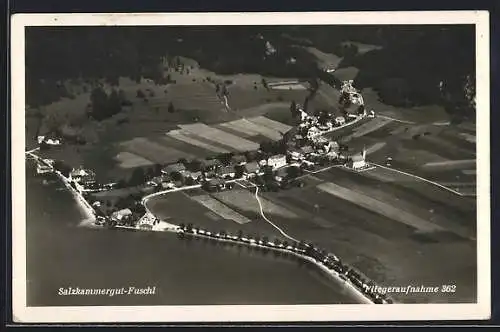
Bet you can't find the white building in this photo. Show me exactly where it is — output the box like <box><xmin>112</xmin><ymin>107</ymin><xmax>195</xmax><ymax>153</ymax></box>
<box><xmin>307</xmin><ymin>126</ymin><xmax>321</xmax><ymax>139</ymax></box>
<box><xmin>38</xmin><ymin>135</ymin><xmax>62</xmax><ymax>145</ymax></box>
<box><xmin>45</xmin><ymin>138</ymin><xmax>61</xmax><ymax>145</ymax></box>
<box><xmin>36</xmin><ymin>163</ymin><xmax>52</xmax><ymax>174</ymax></box>
<box><xmin>349</xmin><ymin>149</ymin><xmax>367</xmax><ymax>170</ymax></box>
<box><xmin>335</xmin><ymin>116</ymin><xmax>346</xmax><ymax>126</ymax></box>
<box><xmin>69</xmin><ymin>167</ymin><xmax>94</xmax><ymax>183</ymax></box>
<box><xmin>111</xmin><ymin>208</ymin><xmax>132</xmax><ymax>222</ymax></box>
<box><xmin>288</xmin><ymin>150</ymin><xmax>303</xmax><ymax>161</ymax></box>
<box><xmin>267</xmin><ymin>154</ymin><xmax>287</xmax><ymax>169</ymax></box>
<box><xmin>299</xmin><ymin>108</ymin><xmax>309</xmax><ymax>122</ymax></box>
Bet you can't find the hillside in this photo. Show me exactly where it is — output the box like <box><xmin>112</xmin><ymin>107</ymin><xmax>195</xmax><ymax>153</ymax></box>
<box><xmin>26</xmin><ymin>25</ymin><xmax>476</xmax><ymax>123</ymax></box>
<box><xmin>333</xmin><ymin>26</ymin><xmax>476</xmax><ymax>122</ymax></box>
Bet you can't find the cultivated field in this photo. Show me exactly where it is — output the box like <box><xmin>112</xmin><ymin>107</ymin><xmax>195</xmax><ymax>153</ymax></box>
<box><xmin>115</xmin><ymin>151</ymin><xmax>154</xmax><ymax>169</ymax></box>
<box><xmin>218</xmin><ymin>118</ymin><xmax>283</xmax><ymax>141</ymax></box>
<box><xmin>119</xmin><ymin>137</ymin><xmax>195</xmax><ymax>164</ymax></box>
<box><xmin>256</xmin><ymin>165</ymin><xmax>477</xmax><ymax>303</ymax></box>
<box><xmin>269</xmin><ymin>83</ymin><xmax>307</xmax><ymax>90</ymax></box>
<box><xmin>226</xmin><ymin>84</ymin><xmax>309</xmax><ymax>112</ymax></box>
<box><xmin>350</xmin><ymin>117</ymin><xmax>393</xmax><ymax>138</ymax></box>
<box><xmin>178</xmin><ymin>123</ymin><xmax>260</xmax><ymax>152</ymax></box>
<box><xmin>317</xmin><ymin>182</ymin><xmax>444</xmax><ymax>233</ymax></box>
<box><xmin>390</xmin><ymin>148</ymin><xmax>449</xmax><ymax>166</ymax></box>
<box><xmin>340</xmin><ymin>112</ymin><xmax>477</xmax><ymax>196</ymax></box>
<box><xmin>361</xmin><ymin>88</ymin><xmax>450</xmax><ymax>124</ymax></box>
<box><xmin>331</xmin><ymin>67</ymin><xmax>360</xmax><ymax>82</ymax></box>
<box><xmin>315</xmin><ymin>83</ymin><xmax>342</xmax><ymax>109</ymax></box>
<box><xmin>166</xmin><ymin>130</ymin><xmax>232</xmax><ymax>154</ymax></box>
<box><xmin>421</xmin><ymin>159</ymin><xmax>476</xmax><ymax>171</ymax></box>
<box><xmin>341</xmin><ymin>41</ymin><xmax>383</xmax><ymax>54</ymax></box>
<box><xmin>459</xmin><ymin>132</ymin><xmax>476</xmax><ymax>143</ymax></box>
<box><xmin>30</xmin><ymin>56</ymin><xmax>311</xmax><ymax>178</ymax></box>
<box><xmin>314</xmin><ymin>167</ymin><xmax>476</xmax><ymax>238</ymax></box>
<box><xmin>304</xmin><ymin>47</ymin><xmax>343</xmax><ymax>70</ymax></box>
<box><xmin>146</xmin><ymin>190</ymin><xmax>285</xmax><ymax>239</ymax></box>
<box><xmin>192</xmin><ymin>195</ymin><xmax>252</xmax><ymax>224</ymax></box>
<box><xmin>214</xmin><ymin>189</ymin><xmax>299</xmax><ymax>220</ymax></box>
<box><xmin>365</xmin><ymin>142</ymin><xmax>387</xmax><ymax>155</ymax></box>
<box><xmin>247</xmin><ymin>116</ymin><xmax>292</xmax><ymax>134</ymax></box>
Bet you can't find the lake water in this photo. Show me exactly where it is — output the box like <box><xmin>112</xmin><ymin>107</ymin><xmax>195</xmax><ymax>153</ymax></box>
<box><xmin>25</xmin><ymin>163</ymin><xmax>360</xmax><ymax>306</ymax></box>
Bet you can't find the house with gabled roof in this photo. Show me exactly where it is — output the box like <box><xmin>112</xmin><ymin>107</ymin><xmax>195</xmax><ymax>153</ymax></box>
<box><xmin>216</xmin><ymin>165</ymin><xmax>236</xmax><ymax>179</ymax></box>
<box><xmin>243</xmin><ymin>161</ymin><xmax>260</xmax><ymax>177</ymax></box>
<box><xmin>162</xmin><ymin>163</ymin><xmax>186</xmax><ymax>175</ymax></box>
<box><xmin>267</xmin><ymin>154</ymin><xmax>287</xmax><ymax>170</ymax></box>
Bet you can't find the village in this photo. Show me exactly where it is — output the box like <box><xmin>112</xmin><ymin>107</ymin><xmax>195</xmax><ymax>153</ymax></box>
<box><xmin>35</xmin><ymin>80</ymin><xmax>374</xmax><ymax>230</ymax></box>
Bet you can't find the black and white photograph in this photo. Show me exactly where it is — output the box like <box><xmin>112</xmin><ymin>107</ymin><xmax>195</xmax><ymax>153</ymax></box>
<box><xmin>11</xmin><ymin>11</ymin><xmax>490</xmax><ymax>322</ymax></box>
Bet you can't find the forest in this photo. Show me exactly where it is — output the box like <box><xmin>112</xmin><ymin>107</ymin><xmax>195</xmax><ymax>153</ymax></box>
<box><xmin>26</xmin><ymin>25</ymin><xmax>476</xmax><ymax>120</ymax></box>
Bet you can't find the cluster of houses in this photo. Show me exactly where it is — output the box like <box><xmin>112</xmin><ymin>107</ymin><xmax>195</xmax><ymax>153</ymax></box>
<box><xmin>294</xmin><ymin>81</ymin><xmax>375</xmax><ymax>141</ymax></box>
<box><xmin>36</xmin><ymin>158</ymin><xmax>55</xmax><ymax>174</ymax></box>
<box><xmin>145</xmin><ymin>153</ymin><xmax>290</xmax><ymax>193</ymax></box>
<box><xmin>143</xmin><ymin>83</ymin><xmax>374</xmax><ymax>193</ymax></box>
<box><xmin>67</xmin><ymin>166</ymin><xmax>117</xmax><ymax>194</ymax></box>
<box><xmin>341</xmin><ymin>80</ymin><xmax>365</xmax><ymax>108</ymax></box>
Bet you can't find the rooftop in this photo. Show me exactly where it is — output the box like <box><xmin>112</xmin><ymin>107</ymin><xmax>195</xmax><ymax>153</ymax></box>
<box><xmin>300</xmin><ymin>145</ymin><xmax>314</xmax><ymax>154</ymax></box>
<box><xmin>217</xmin><ymin>166</ymin><xmax>235</xmax><ymax>175</ymax></box>
<box><xmin>351</xmin><ymin>153</ymin><xmax>365</xmax><ymax>162</ymax></box>
<box><xmin>163</xmin><ymin>163</ymin><xmax>186</xmax><ymax>173</ymax></box>
<box><xmin>244</xmin><ymin>161</ymin><xmax>260</xmax><ymax>173</ymax></box>
<box><xmin>268</xmin><ymin>154</ymin><xmax>286</xmax><ymax>160</ymax></box>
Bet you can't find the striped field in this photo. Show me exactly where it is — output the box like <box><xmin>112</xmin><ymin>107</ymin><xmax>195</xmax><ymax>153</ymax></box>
<box><xmin>219</xmin><ymin>118</ymin><xmax>283</xmax><ymax>140</ymax></box>
<box><xmin>166</xmin><ymin>130</ymin><xmax>231</xmax><ymax>154</ymax></box>
<box><xmin>178</xmin><ymin>123</ymin><xmax>260</xmax><ymax>152</ymax></box>
<box><xmin>317</xmin><ymin>182</ymin><xmax>444</xmax><ymax>233</ymax></box>
<box><xmin>192</xmin><ymin>195</ymin><xmax>252</xmax><ymax>224</ymax></box>
<box><xmin>246</xmin><ymin>116</ymin><xmax>292</xmax><ymax>134</ymax></box>
<box><xmin>120</xmin><ymin>137</ymin><xmax>195</xmax><ymax>164</ymax></box>
<box><xmin>115</xmin><ymin>151</ymin><xmax>154</xmax><ymax>168</ymax></box>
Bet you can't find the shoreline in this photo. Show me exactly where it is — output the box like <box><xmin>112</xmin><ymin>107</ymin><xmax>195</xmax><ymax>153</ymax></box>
<box><xmin>27</xmin><ymin>153</ymin><xmax>98</xmax><ymax>227</ymax></box>
<box><xmin>143</xmin><ymin>190</ymin><xmax>388</xmax><ymax>304</ymax></box>
<box><xmin>178</xmin><ymin>230</ymin><xmax>374</xmax><ymax>304</ymax></box>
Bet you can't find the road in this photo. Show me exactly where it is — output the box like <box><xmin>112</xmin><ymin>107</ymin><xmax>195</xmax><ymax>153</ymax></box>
<box><xmin>25</xmin><ymin>147</ymin><xmax>40</xmax><ymax>154</ymax></box>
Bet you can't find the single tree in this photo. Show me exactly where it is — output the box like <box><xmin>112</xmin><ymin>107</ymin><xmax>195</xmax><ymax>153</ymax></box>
<box><xmin>136</xmin><ymin>89</ymin><xmax>145</xmax><ymax>98</ymax></box>
<box><xmin>128</xmin><ymin>168</ymin><xmax>145</xmax><ymax>186</ymax></box>
<box><xmin>290</xmin><ymin>100</ymin><xmax>298</xmax><ymax>117</ymax></box>
<box><xmin>167</xmin><ymin>102</ymin><xmax>175</xmax><ymax>113</ymax></box>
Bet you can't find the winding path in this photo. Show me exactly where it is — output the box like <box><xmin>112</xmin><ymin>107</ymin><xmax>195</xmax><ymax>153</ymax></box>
<box><xmin>253</xmin><ymin>186</ymin><xmax>299</xmax><ymax>243</ymax></box>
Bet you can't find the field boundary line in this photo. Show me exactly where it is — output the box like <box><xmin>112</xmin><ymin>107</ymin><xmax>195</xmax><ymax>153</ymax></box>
<box><xmin>369</xmin><ymin>162</ymin><xmax>465</xmax><ymax>197</ymax></box>
<box><xmin>376</xmin><ymin>114</ymin><xmax>415</xmax><ymax>124</ymax></box>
